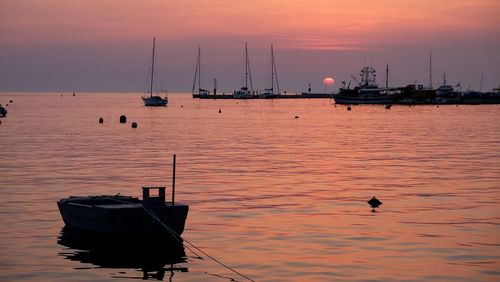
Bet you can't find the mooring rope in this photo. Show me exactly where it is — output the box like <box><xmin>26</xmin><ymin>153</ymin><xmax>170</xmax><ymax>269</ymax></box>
<box><xmin>104</xmin><ymin>197</ymin><xmax>255</xmax><ymax>282</ymax></box>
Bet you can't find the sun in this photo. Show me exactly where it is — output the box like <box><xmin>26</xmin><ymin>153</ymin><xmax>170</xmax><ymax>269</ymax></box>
<box><xmin>323</xmin><ymin>77</ymin><xmax>335</xmax><ymax>86</ymax></box>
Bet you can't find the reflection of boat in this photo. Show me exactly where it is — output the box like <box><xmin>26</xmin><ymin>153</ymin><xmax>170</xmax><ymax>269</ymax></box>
<box><xmin>58</xmin><ymin>227</ymin><xmax>187</xmax><ymax>280</ymax></box>
<box><xmin>259</xmin><ymin>44</ymin><xmax>281</xmax><ymax>99</ymax></box>
<box><xmin>233</xmin><ymin>42</ymin><xmax>254</xmax><ymax>99</ymax></box>
<box><xmin>192</xmin><ymin>47</ymin><xmax>210</xmax><ymax>97</ymax></box>
<box><xmin>142</xmin><ymin>38</ymin><xmax>168</xmax><ymax>106</ymax></box>
<box><xmin>333</xmin><ymin>66</ymin><xmax>394</xmax><ymax>104</ymax></box>
<box><xmin>0</xmin><ymin>105</ymin><xmax>7</xmax><ymax>117</ymax></box>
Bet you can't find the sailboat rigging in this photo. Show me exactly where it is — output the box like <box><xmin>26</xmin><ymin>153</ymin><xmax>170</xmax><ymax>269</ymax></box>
<box><xmin>142</xmin><ymin>37</ymin><xmax>168</xmax><ymax>107</ymax></box>
<box><xmin>192</xmin><ymin>47</ymin><xmax>210</xmax><ymax>96</ymax></box>
<box><xmin>260</xmin><ymin>44</ymin><xmax>281</xmax><ymax>98</ymax></box>
<box><xmin>233</xmin><ymin>42</ymin><xmax>254</xmax><ymax>99</ymax></box>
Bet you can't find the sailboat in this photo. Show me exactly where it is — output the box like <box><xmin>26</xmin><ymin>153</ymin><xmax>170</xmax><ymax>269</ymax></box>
<box><xmin>192</xmin><ymin>47</ymin><xmax>210</xmax><ymax>97</ymax></box>
<box><xmin>259</xmin><ymin>44</ymin><xmax>280</xmax><ymax>99</ymax></box>
<box><xmin>233</xmin><ymin>42</ymin><xmax>254</xmax><ymax>99</ymax></box>
<box><xmin>142</xmin><ymin>37</ymin><xmax>168</xmax><ymax>107</ymax></box>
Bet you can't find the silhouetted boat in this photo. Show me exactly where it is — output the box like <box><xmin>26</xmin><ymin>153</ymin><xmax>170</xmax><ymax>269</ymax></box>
<box><xmin>192</xmin><ymin>46</ymin><xmax>210</xmax><ymax>97</ymax></box>
<box><xmin>0</xmin><ymin>105</ymin><xmax>7</xmax><ymax>117</ymax></box>
<box><xmin>259</xmin><ymin>44</ymin><xmax>281</xmax><ymax>99</ymax></box>
<box><xmin>233</xmin><ymin>42</ymin><xmax>254</xmax><ymax>99</ymax></box>
<box><xmin>58</xmin><ymin>187</ymin><xmax>188</xmax><ymax>239</ymax></box>
<box><xmin>58</xmin><ymin>156</ymin><xmax>188</xmax><ymax>240</ymax></box>
<box><xmin>142</xmin><ymin>37</ymin><xmax>168</xmax><ymax>106</ymax></box>
<box><xmin>333</xmin><ymin>66</ymin><xmax>394</xmax><ymax>104</ymax></box>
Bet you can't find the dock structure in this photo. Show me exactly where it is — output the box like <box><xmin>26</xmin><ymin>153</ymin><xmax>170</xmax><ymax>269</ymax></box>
<box><xmin>192</xmin><ymin>93</ymin><xmax>332</xmax><ymax>99</ymax></box>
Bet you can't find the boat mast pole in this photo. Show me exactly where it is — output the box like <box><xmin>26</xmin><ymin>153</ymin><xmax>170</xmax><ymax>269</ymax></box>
<box><xmin>245</xmin><ymin>42</ymin><xmax>248</xmax><ymax>90</ymax></box>
<box><xmin>429</xmin><ymin>49</ymin><xmax>433</xmax><ymax>89</ymax></box>
<box><xmin>150</xmin><ymin>37</ymin><xmax>155</xmax><ymax>98</ymax></box>
<box><xmin>271</xmin><ymin>44</ymin><xmax>274</xmax><ymax>93</ymax></box>
<box><xmin>172</xmin><ymin>154</ymin><xmax>176</xmax><ymax>206</ymax></box>
<box><xmin>198</xmin><ymin>47</ymin><xmax>201</xmax><ymax>93</ymax></box>
<box><xmin>274</xmin><ymin>45</ymin><xmax>280</xmax><ymax>94</ymax></box>
<box><xmin>385</xmin><ymin>64</ymin><xmax>389</xmax><ymax>88</ymax></box>
<box><xmin>191</xmin><ymin>48</ymin><xmax>199</xmax><ymax>94</ymax></box>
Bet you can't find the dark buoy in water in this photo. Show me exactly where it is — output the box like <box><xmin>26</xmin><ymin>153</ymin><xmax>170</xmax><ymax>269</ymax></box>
<box><xmin>218</xmin><ymin>109</ymin><xmax>222</xmax><ymax>113</ymax></box>
<box><xmin>119</xmin><ymin>115</ymin><xmax>126</xmax><ymax>123</ymax></box>
<box><xmin>385</xmin><ymin>104</ymin><xmax>392</xmax><ymax>109</ymax></box>
<box><xmin>73</xmin><ymin>92</ymin><xmax>75</xmax><ymax>96</ymax></box>
<box><xmin>99</xmin><ymin>117</ymin><xmax>104</xmax><ymax>124</ymax></box>
<box><xmin>131</xmin><ymin>122</ymin><xmax>138</xmax><ymax>128</ymax></box>
<box><xmin>347</xmin><ymin>106</ymin><xmax>352</xmax><ymax>111</ymax></box>
<box><xmin>181</xmin><ymin>105</ymin><xmax>184</xmax><ymax>108</ymax></box>
<box><xmin>9</xmin><ymin>100</ymin><xmax>13</xmax><ymax>103</ymax></box>
<box><xmin>368</xmin><ymin>196</ymin><xmax>382</xmax><ymax>211</ymax></box>
<box><xmin>295</xmin><ymin>115</ymin><xmax>299</xmax><ymax>119</ymax></box>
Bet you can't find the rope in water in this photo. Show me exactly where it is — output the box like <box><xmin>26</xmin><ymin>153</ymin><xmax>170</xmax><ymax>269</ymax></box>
<box><xmin>105</xmin><ymin>197</ymin><xmax>255</xmax><ymax>282</ymax></box>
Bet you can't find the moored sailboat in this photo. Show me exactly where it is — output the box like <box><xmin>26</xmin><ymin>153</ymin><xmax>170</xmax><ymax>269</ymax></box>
<box><xmin>192</xmin><ymin>47</ymin><xmax>210</xmax><ymax>97</ymax></box>
<box><xmin>233</xmin><ymin>42</ymin><xmax>254</xmax><ymax>99</ymax></box>
<box><xmin>259</xmin><ymin>44</ymin><xmax>281</xmax><ymax>99</ymax></box>
<box><xmin>142</xmin><ymin>38</ymin><xmax>168</xmax><ymax>107</ymax></box>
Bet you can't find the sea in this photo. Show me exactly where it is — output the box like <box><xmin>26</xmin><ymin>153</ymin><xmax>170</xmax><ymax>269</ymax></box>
<box><xmin>0</xmin><ymin>92</ymin><xmax>499</xmax><ymax>281</ymax></box>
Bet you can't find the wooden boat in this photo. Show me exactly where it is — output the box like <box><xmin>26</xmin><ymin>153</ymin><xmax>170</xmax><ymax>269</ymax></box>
<box><xmin>58</xmin><ymin>187</ymin><xmax>188</xmax><ymax>239</ymax></box>
<box><xmin>142</xmin><ymin>37</ymin><xmax>168</xmax><ymax>107</ymax></box>
<box><xmin>57</xmin><ymin>156</ymin><xmax>187</xmax><ymax>240</ymax></box>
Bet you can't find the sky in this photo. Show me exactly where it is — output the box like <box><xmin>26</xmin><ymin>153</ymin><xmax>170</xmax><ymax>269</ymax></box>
<box><xmin>1</xmin><ymin>0</ymin><xmax>499</xmax><ymax>93</ymax></box>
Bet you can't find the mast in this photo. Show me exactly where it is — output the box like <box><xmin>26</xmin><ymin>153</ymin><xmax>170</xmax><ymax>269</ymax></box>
<box><xmin>270</xmin><ymin>44</ymin><xmax>274</xmax><ymax>93</ymax></box>
<box><xmin>192</xmin><ymin>47</ymin><xmax>199</xmax><ymax>94</ymax></box>
<box><xmin>385</xmin><ymin>64</ymin><xmax>389</xmax><ymax>88</ymax></box>
<box><xmin>150</xmin><ymin>37</ymin><xmax>155</xmax><ymax>98</ymax></box>
<box><xmin>272</xmin><ymin>44</ymin><xmax>280</xmax><ymax>94</ymax></box>
<box><xmin>198</xmin><ymin>47</ymin><xmax>201</xmax><ymax>92</ymax></box>
<box><xmin>480</xmin><ymin>72</ymin><xmax>484</xmax><ymax>92</ymax></box>
<box><xmin>429</xmin><ymin>49</ymin><xmax>433</xmax><ymax>89</ymax></box>
<box><xmin>245</xmin><ymin>42</ymin><xmax>248</xmax><ymax>89</ymax></box>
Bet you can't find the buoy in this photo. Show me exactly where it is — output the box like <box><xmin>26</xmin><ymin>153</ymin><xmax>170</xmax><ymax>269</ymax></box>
<box><xmin>99</xmin><ymin>117</ymin><xmax>104</xmax><ymax>124</ymax></box>
<box><xmin>218</xmin><ymin>109</ymin><xmax>222</xmax><ymax>113</ymax></box>
<box><xmin>295</xmin><ymin>116</ymin><xmax>299</xmax><ymax>119</ymax></box>
<box><xmin>347</xmin><ymin>106</ymin><xmax>352</xmax><ymax>111</ymax></box>
<box><xmin>385</xmin><ymin>104</ymin><xmax>392</xmax><ymax>109</ymax></box>
<box><xmin>181</xmin><ymin>105</ymin><xmax>184</xmax><ymax>108</ymax></box>
<box><xmin>119</xmin><ymin>115</ymin><xmax>126</xmax><ymax>123</ymax></box>
<box><xmin>367</xmin><ymin>196</ymin><xmax>383</xmax><ymax>209</ymax></box>
<box><xmin>9</xmin><ymin>100</ymin><xmax>13</xmax><ymax>103</ymax></box>
<box><xmin>131</xmin><ymin>122</ymin><xmax>138</xmax><ymax>128</ymax></box>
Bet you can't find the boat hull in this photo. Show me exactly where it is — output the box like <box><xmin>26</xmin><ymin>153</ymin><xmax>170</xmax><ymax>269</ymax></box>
<box><xmin>333</xmin><ymin>95</ymin><xmax>394</xmax><ymax>105</ymax></box>
<box><xmin>58</xmin><ymin>196</ymin><xmax>188</xmax><ymax>240</ymax></box>
<box><xmin>142</xmin><ymin>96</ymin><xmax>168</xmax><ymax>106</ymax></box>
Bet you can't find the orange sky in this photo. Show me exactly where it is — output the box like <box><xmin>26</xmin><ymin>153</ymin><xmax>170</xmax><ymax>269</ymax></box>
<box><xmin>1</xmin><ymin>0</ymin><xmax>499</xmax><ymax>91</ymax></box>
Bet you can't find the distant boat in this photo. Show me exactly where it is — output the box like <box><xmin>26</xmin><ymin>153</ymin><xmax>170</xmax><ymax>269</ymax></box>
<box><xmin>333</xmin><ymin>66</ymin><xmax>394</xmax><ymax>105</ymax></box>
<box><xmin>58</xmin><ymin>156</ymin><xmax>188</xmax><ymax>240</ymax></box>
<box><xmin>142</xmin><ymin>38</ymin><xmax>168</xmax><ymax>107</ymax></box>
<box><xmin>433</xmin><ymin>73</ymin><xmax>458</xmax><ymax>104</ymax></box>
<box><xmin>233</xmin><ymin>42</ymin><xmax>254</xmax><ymax>99</ymax></box>
<box><xmin>192</xmin><ymin>47</ymin><xmax>210</xmax><ymax>97</ymax></box>
<box><xmin>0</xmin><ymin>105</ymin><xmax>7</xmax><ymax>117</ymax></box>
<box><xmin>259</xmin><ymin>44</ymin><xmax>281</xmax><ymax>99</ymax></box>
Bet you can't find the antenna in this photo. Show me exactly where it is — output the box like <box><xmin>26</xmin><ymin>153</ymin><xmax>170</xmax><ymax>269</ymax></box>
<box><xmin>385</xmin><ymin>64</ymin><xmax>389</xmax><ymax>88</ymax></box>
<box><xmin>429</xmin><ymin>49</ymin><xmax>433</xmax><ymax>89</ymax></box>
<box><xmin>480</xmin><ymin>72</ymin><xmax>484</xmax><ymax>92</ymax></box>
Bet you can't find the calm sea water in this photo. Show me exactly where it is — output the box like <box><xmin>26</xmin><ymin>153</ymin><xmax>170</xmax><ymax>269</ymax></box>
<box><xmin>0</xmin><ymin>92</ymin><xmax>499</xmax><ymax>281</ymax></box>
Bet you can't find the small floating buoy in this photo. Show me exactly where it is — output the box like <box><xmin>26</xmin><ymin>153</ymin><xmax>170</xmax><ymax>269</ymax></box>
<box><xmin>367</xmin><ymin>196</ymin><xmax>383</xmax><ymax>209</ymax></box>
<box><xmin>385</xmin><ymin>104</ymin><xmax>392</xmax><ymax>109</ymax></box>
<box><xmin>295</xmin><ymin>116</ymin><xmax>299</xmax><ymax>119</ymax></box>
<box><xmin>73</xmin><ymin>92</ymin><xmax>75</xmax><ymax>96</ymax></box>
<box><xmin>60</xmin><ymin>94</ymin><xmax>63</xmax><ymax>97</ymax></box>
<box><xmin>131</xmin><ymin>122</ymin><xmax>137</xmax><ymax>128</ymax></box>
<box><xmin>218</xmin><ymin>109</ymin><xmax>222</xmax><ymax>113</ymax></box>
<box><xmin>6</xmin><ymin>104</ymin><xmax>8</xmax><ymax>106</ymax></box>
<box><xmin>9</xmin><ymin>100</ymin><xmax>13</xmax><ymax>103</ymax></box>
<box><xmin>99</xmin><ymin>117</ymin><xmax>104</xmax><ymax>124</ymax></box>
<box><xmin>347</xmin><ymin>106</ymin><xmax>352</xmax><ymax>111</ymax></box>
<box><xmin>119</xmin><ymin>115</ymin><xmax>126</xmax><ymax>123</ymax></box>
<box><xmin>181</xmin><ymin>105</ymin><xmax>184</xmax><ymax>108</ymax></box>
